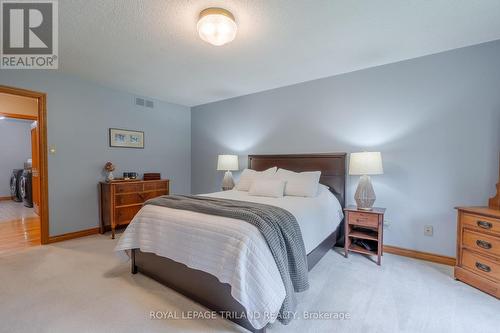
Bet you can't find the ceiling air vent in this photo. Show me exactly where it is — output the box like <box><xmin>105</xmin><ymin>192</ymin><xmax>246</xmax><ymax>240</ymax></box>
<box><xmin>135</xmin><ymin>96</ymin><xmax>154</xmax><ymax>109</ymax></box>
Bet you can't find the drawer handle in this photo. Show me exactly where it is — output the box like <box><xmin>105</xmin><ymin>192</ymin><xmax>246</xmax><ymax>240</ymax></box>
<box><xmin>477</xmin><ymin>220</ymin><xmax>492</xmax><ymax>229</ymax></box>
<box><xmin>476</xmin><ymin>240</ymin><xmax>492</xmax><ymax>250</ymax></box>
<box><xmin>356</xmin><ymin>218</ymin><xmax>368</xmax><ymax>223</ymax></box>
<box><xmin>475</xmin><ymin>262</ymin><xmax>491</xmax><ymax>273</ymax></box>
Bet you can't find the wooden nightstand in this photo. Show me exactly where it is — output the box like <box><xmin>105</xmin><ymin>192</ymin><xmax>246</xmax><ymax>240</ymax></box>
<box><xmin>344</xmin><ymin>205</ymin><xmax>386</xmax><ymax>265</ymax></box>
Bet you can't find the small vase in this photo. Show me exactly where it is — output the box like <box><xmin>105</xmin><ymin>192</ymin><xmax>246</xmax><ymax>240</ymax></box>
<box><xmin>107</xmin><ymin>171</ymin><xmax>114</xmax><ymax>182</ymax></box>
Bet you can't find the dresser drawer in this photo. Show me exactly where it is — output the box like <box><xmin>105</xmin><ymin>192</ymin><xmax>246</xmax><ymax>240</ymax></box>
<box><xmin>114</xmin><ymin>183</ymin><xmax>143</xmax><ymax>194</ymax></box>
<box><xmin>463</xmin><ymin>230</ymin><xmax>500</xmax><ymax>258</ymax></box>
<box><xmin>116</xmin><ymin>190</ymin><xmax>166</xmax><ymax>206</ymax></box>
<box><xmin>115</xmin><ymin>205</ymin><xmax>142</xmax><ymax>224</ymax></box>
<box><xmin>348</xmin><ymin>211</ymin><xmax>379</xmax><ymax>228</ymax></box>
<box><xmin>455</xmin><ymin>266</ymin><xmax>500</xmax><ymax>298</ymax></box>
<box><xmin>157</xmin><ymin>181</ymin><xmax>169</xmax><ymax>192</ymax></box>
<box><xmin>141</xmin><ymin>190</ymin><xmax>166</xmax><ymax>202</ymax></box>
<box><xmin>462</xmin><ymin>213</ymin><xmax>500</xmax><ymax>235</ymax></box>
<box><xmin>115</xmin><ymin>193</ymin><xmax>145</xmax><ymax>206</ymax></box>
<box><xmin>461</xmin><ymin>249</ymin><xmax>500</xmax><ymax>282</ymax></box>
<box><xmin>144</xmin><ymin>181</ymin><xmax>169</xmax><ymax>192</ymax></box>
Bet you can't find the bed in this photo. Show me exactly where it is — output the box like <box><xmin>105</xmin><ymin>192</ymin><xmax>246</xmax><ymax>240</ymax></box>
<box><xmin>115</xmin><ymin>153</ymin><xmax>346</xmax><ymax>332</ymax></box>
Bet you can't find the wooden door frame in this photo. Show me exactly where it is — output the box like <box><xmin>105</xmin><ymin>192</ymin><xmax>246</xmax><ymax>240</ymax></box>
<box><xmin>0</xmin><ymin>85</ymin><xmax>49</xmax><ymax>244</ymax></box>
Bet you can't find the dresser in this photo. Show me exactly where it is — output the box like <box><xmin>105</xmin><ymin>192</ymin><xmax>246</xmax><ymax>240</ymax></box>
<box><xmin>99</xmin><ymin>179</ymin><xmax>169</xmax><ymax>238</ymax></box>
<box><xmin>455</xmin><ymin>207</ymin><xmax>500</xmax><ymax>298</ymax></box>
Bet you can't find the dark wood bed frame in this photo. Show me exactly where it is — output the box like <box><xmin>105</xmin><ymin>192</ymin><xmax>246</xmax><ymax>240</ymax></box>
<box><xmin>131</xmin><ymin>153</ymin><xmax>346</xmax><ymax>333</ymax></box>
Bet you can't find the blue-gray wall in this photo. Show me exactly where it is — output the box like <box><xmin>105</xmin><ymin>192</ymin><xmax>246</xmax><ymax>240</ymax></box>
<box><xmin>2</xmin><ymin>41</ymin><xmax>499</xmax><ymax>255</ymax></box>
<box><xmin>0</xmin><ymin>118</ymin><xmax>32</xmax><ymax>197</ymax></box>
<box><xmin>0</xmin><ymin>72</ymin><xmax>191</xmax><ymax>236</ymax></box>
<box><xmin>191</xmin><ymin>40</ymin><xmax>500</xmax><ymax>257</ymax></box>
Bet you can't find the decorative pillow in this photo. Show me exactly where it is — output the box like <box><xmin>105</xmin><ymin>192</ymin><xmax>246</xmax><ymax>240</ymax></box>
<box><xmin>249</xmin><ymin>179</ymin><xmax>286</xmax><ymax>198</ymax></box>
<box><xmin>276</xmin><ymin>168</ymin><xmax>321</xmax><ymax>197</ymax></box>
<box><xmin>235</xmin><ymin>167</ymin><xmax>277</xmax><ymax>191</ymax></box>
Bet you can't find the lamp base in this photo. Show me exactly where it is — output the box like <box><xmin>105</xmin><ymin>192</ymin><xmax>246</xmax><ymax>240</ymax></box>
<box><xmin>355</xmin><ymin>175</ymin><xmax>376</xmax><ymax>210</ymax></box>
<box><xmin>221</xmin><ymin>171</ymin><xmax>235</xmax><ymax>191</ymax></box>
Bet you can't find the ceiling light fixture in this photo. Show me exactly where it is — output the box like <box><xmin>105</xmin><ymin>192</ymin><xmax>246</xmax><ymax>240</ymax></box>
<box><xmin>197</xmin><ymin>8</ymin><xmax>237</xmax><ymax>46</ymax></box>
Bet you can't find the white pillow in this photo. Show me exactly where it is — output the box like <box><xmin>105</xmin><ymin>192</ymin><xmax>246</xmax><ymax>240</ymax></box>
<box><xmin>235</xmin><ymin>167</ymin><xmax>277</xmax><ymax>191</ymax></box>
<box><xmin>249</xmin><ymin>179</ymin><xmax>286</xmax><ymax>198</ymax></box>
<box><xmin>318</xmin><ymin>183</ymin><xmax>329</xmax><ymax>194</ymax></box>
<box><xmin>276</xmin><ymin>168</ymin><xmax>321</xmax><ymax>197</ymax></box>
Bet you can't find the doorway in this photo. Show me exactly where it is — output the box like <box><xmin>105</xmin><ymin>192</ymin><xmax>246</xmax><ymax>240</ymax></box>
<box><xmin>0</xmin><ymin>85</ymin><xmax>49</xmax><ymax>254</ymax></box>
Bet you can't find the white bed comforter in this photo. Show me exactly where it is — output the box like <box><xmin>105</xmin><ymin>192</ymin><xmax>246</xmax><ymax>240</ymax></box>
<box><xmin>115</xmin><ymin>187</ymin><xmax>343</xmax><ymax>329</ymax></box>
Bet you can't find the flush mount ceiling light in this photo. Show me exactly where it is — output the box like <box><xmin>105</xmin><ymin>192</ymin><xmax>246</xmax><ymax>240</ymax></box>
<box><xmin>197</xmin><ymin>8</ymin><xmax>237</xmax><ymax>46</ymax></box>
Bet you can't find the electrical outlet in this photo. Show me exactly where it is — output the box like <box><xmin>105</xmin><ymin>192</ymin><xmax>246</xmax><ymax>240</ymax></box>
<box><xmin>424</xmin><ymin>225</ymin><xmax>433</xmax><ymax>236</ymax></box>
<box><xmin>383</xmin><ymin>219</ymin><xmax>391</xmax><ymax>228</ymax></box>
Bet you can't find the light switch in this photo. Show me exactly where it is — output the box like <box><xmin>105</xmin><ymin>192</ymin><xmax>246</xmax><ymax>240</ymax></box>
<box><xmin>49</xmin><ymin>145</ymin><xmax>56</xmax><ymax>155</ymax></box>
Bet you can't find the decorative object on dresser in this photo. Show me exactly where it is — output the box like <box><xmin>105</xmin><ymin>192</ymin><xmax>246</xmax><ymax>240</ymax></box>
<box><xmin>143</xmin><ymin>173</ymin><xmax>161</xmax><ymax>181</ymax></box>
<box><xmin>123</xmin><ymin>172</ymin><xmax>137</xmax><ymax>180</ymax></box>
<box><xmin>455</xmin><ymin>207</ymin><xmax>500</xmax><ymax>298</ymax></box>
<box><xmin>349</xmin><ymin>152</ymin><xmax>384</xmax><ymax>210</ymax></box>
<box><xmin>344</xmin><ymin>205</ymin><xmax>385</xmax><ymax>265</ymax></box>
<box><xmin>489</xmin><ymin>156</ymin><xmax>500</xmax><ymax>209</ymax></box>
<box><xmin>104</xmin><ymin>161</ymin><xmax>115</xmax><ymax>182</ymax></box>
<box><xmin>490</xmin><ymin>184</ymin><xmax>500</xmax><ymax>209</ymax></box>
<box><xmin>109</xmin><ymin>128</ymin><xmax>144</xmax><ymax>148</ymax></box>
<box><xmin>217</xmin><ymin>154</ymin><xmax>239</xmax><ymax>190</ymax></box>
<box><xmin>99</xmin><ymin>179</ymin><xmax>169</xmax><ymax>239</ymax></box>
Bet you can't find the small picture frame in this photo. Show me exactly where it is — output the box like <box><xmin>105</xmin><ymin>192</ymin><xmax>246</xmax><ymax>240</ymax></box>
<box><xmin>109</xmin><ymin>128</ymin><xmax>144</xmax><ymax>149</ymax></box>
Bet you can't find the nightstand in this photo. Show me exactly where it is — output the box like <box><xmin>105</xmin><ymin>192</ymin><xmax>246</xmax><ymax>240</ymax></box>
<box><xmin>344</xmin><ymin>205</ymin><xmax>386</xmax><ymax>265</ymax></box>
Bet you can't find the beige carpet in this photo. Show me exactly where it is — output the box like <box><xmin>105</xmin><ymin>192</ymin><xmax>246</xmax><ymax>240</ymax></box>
<box><xmin>0</xmin><ymin>234</ymin><xmax>498</xmax><ymax>333</ymax></box>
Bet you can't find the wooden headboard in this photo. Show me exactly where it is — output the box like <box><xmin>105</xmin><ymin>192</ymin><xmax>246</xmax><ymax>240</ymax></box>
<box><xmin>248</xmin><ymin>153</ymin><xmax>347</xmax><ymax>207</ymax></box>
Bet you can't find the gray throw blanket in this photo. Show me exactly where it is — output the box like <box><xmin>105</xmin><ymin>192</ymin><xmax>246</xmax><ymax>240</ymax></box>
<box><xmin>144</xmin><ymin>195</ymin><xmax>309</xmax><ymax>324</ymax></box>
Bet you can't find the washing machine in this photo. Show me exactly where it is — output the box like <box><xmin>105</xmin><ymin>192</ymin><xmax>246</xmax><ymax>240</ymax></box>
<box><xmin>10</xmin><ymin>169</ymin><xmax>23</xmax><ymax>202</ymax></box>
<box><xmin>20</xmin><ymin>169</ymin><xmax>33</xmax><ymax>208</ymax></box>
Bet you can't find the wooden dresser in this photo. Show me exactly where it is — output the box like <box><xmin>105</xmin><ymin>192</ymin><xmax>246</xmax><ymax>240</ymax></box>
<box><xmin>99</xmin><ymin>179</ymin><xmax>169</xmax><ymax>238</ymax></box>
<box><xmin>455</xmin><ymin>207</ymin><xmax>500</xmax><ymax>298</ymax></box>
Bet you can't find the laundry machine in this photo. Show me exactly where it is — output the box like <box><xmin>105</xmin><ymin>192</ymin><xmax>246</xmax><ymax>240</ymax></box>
<box><xmin>10</xmin><ymin>169</ymin><xmax>23</xmax><ymax>202</ymax></box>
<box><xmin>20</xmin><ymin>169</ymin><xmax>33</xmax><ymax>208</ymax></box>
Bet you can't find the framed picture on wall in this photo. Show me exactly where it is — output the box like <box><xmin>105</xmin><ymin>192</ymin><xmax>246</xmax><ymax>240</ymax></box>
<box><xmin>109</xmin><ymin>128</ymin><xmax>144</xmax><ymax>149</ymax></box>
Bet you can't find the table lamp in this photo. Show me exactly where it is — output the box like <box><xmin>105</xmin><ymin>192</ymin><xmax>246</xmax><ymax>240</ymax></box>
<box><xmin>217</xmin><ymin>155</ymin><xmax>239</xmax><ymax>190</ymax></box>
<box><xmin>349</xmin><ymin>152</ymin><xmax>384</xmax><ymax>210</ymax></box>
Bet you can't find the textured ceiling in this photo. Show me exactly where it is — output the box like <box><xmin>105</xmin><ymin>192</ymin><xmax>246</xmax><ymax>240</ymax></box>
<box><xmin>59</xmin><ymin>0</ymin><xmax>500</xmax><ymax>106</ymax></box>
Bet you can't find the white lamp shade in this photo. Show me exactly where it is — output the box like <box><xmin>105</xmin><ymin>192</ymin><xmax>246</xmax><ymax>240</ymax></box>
<box><xmin>349</xmin><ymin>152</ymin><xmax>384</xmax><ymax>175</ymax></box>
<box><xmin>217</xmin><ymin>155</ymin><xmax>239</xmax><ymax>171</ymax></box>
